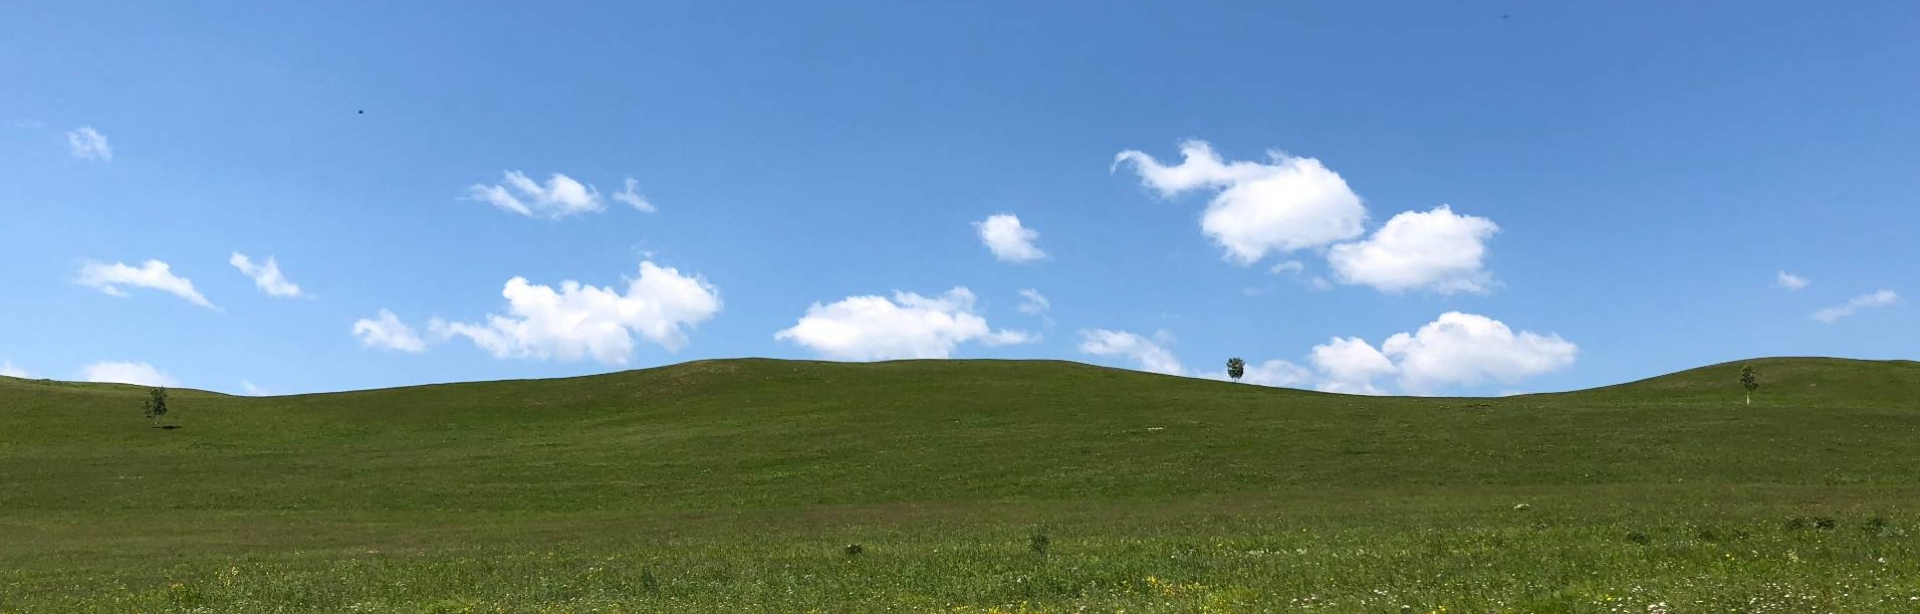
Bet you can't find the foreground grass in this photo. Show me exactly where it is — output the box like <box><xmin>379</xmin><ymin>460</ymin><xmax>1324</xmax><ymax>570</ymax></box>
<box><xmin>4</xmin><ymin>357</ymin><xmax>1919</xmax><ymax>611</ymax></box>
<box><xmin>10</xmin><ymin>504</ymin><xmax>1920</xmax><ymax>612</ymax></box>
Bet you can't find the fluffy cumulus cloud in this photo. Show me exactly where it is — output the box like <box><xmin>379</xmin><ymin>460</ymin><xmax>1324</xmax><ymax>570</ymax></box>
<box><xmin>1812</xmin><ymin>290</ymin><xmax>1898</xmax><ymax>323</ymax></box>
<box><xmin>976</xmin><ymin>214</ymin><xmax>1048</xmax><ymax>263</ymax></box>
<box><xmin>468</xmin><ymin>171</ymin><xmax>603</xmax><ymax>218</ymax></box>
<box><xmin>1379</xmin><ymin>312</ymin><xmax>1578</xmax><ymax>394</ymax></box>
<box><xmin>776</xmin><ymin>288</ymin><xmax>1032</xmax><ymax>361</ymax></box>
<box><xmin>66</xmin><ymin>126</ymin><xmax>112</xmax><ymax>161</ymax></box>
<box><xmin>1775</xmin><ymin>271</ymin><xmax>1810</xmax><ymax>290</ymax></box>
<box><xmin>612</xmin><ymin>176</ymin><xmax>656</xmax><ymax>212</ymax></box>
<box><xmin>433</xmin><ymin>262</ymin><xmax>722</xmax><ymax>364</ymax></box>
<box><xmin>75</xmin><ymin>260</ymin><xmax>216</xmax><ymax>309</ymax></box>
<box><xmin>1301</xmin><ymin>313</ymin><xmax>1575</xmax><ymax>395</ymax></box>
<box><xmin>81</xmin><ymin>361</ymin><xmax>178</xmax><ymax>387</ymax></box>
<box><xmin>1327</xmin><ymin>205</ymin><xmax>1499</xmax><ymax>294</ymax></box>
<box><xmin>352</xmin><ymin>309</ymin><xmax>428</xmax><ymax>353</ymax></box>
<box><xmin>1309</xmin><ymin>337</ymin><xmax>1398</xmax><ymax>395</ymax></box>
<box><xmin>1114</xmin><ymin>140</ymin><xmax>1367</xmax><ymax>264</ymax></box>
<box><xmin>229</xmin><ymin>252</ymin><xmax>306</xmax><ymax>298</ymax></box>
<box><xmin>1078</xmin><ymin>329</ymin><xmax>1184</xmax><ymax>375</ymax></box>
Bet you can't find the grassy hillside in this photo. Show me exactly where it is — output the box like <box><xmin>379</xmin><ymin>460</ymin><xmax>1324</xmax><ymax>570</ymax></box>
<box><xmin>4</xmin><ymin>357</ymin><xmax>1919</xmax><ymax>612</ymax></box>
<box><xmin>1563</xmin><ymin>356</ymin><xmax>1920</xmax><ymax>407</ymax></box>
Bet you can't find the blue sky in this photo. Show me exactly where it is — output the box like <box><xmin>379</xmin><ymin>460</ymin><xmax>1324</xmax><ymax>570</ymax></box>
<box><xmin>3</xmin><ymin>1</ymin><xmax>1915</xmax><ymax>396</ymax></box>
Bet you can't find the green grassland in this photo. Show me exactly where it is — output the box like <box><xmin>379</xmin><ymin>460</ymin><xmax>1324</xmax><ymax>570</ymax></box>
<box><xmin>4</xmin><ymin>357</ymin><xmax>1920</xmax><ymax>612</ymax></box>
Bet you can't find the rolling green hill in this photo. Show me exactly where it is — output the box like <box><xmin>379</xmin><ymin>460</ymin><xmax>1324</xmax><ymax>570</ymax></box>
<box><xmin>4</xmin><ymin>357</ymin><xmax>1919</xmax><ymax>612</ymax></box>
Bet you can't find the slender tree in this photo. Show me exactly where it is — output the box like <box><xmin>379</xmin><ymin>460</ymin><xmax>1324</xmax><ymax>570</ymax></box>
<box><xmin>1739</xmin><ymin>365</ymin><xmax>1759</xmax><ymax>406</ymax></box>
<box><xmin>142</xmin><ymin>387</ymin><xmax>169</xmax><ymax>427</ymax></box>
<box><xmin>1226</xmin><ymin>357</ymin><xmax>1246</xmax><ymax>383</ymax></box>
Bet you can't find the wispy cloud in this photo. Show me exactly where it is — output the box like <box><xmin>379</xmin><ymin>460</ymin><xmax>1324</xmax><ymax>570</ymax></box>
<box><xmin>80</xmin><ymin>361</ymin><xmax>178</xmax><ymax>387</ymax></box>
<box><xmin>66</xmin><ymin>126</ymin><xmax>112</xmax><ymax>161</ymax></box>
<box><xmin>75</xmin><ymin>260</ymin><xmax>217</xmax><ymax>309</ymax></box>
<box><xmin>1812</xmin><ymin>290</ymin><xmax>1898</xmax><ymax>323</ymax></box>
<box><xmin>230</xmin><ymin>253</ymin><xmax>307</xmax><ymax>298</ymax></box>
<box><xmin>467</xmin><ymin>171</ymin><xmax>603</xmax><ymax>218</ymax></box>
<box><xmin>352</xmin><ymin>309</ymin><xmax>428</xmax><ymax>353</ymax></box>
<box><xmin>612</xmin><ymin>176</ymin><xmax>656</xmax><ymax>212</ymax></box>
<box><xmin>1078</xmin><ymin>329</ymin><xmax>1183</xmax><ymax>375</ymax></box>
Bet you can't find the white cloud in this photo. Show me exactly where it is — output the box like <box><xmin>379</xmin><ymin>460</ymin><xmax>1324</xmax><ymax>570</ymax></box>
<box><xmin>1327</xmin><ymin>205</ymin><xmax>1499</xmax><ymax>294</ymax></box>
<box><xmin>240</xmin><ymin>381</ymin><xmax>270</xmax><ymax>396</ymax></box>
<box><xmin>1775</xmin><ymin>272</ymin><xmax>1810</xmax><ymax>291</ymax></box>
<box><xmin>612</xmin><ymin>176</ymin><xmax>656</xmax><ymax>213</ymax></box>
<box><xmin>1078</xmin><ymin>329</ymin><xmax>1184</xmax><ymax>375</ymax></box>
<box><xmin>776</xmin><ymin>287</ymin><xmax>1032</xmax><ymax>361</ymax></box>
<box><xmin>66</xmin><ymin>126</ymin><xmax>112</xmax><ymax>161</ymax></box>
<box><xmin>1296</xmin><ymin>313</ymin><xmax>1580</xmax><ymax>395</ymax></box>
<box><xmin>229</xmin><ymin>252</ymin><xmax>306</xmax><ymax>298</ymax></box>
<box><xmin>1212</xmin><ymin>358</ymin><xmax>1313</xmax><ymax>388</ymax></box>
<box><xmin>1114</xmin><ymin>140</ymin><xmax>1367</xmax><ymax>264</ymax></box>
<box><xmin>1080</xmin><ymin>314</ymin><xmax>1573</xmax><ymax>396</ymax></box>
<box><xmin>1812</xmin><ymin>290</ymin><xmax>1898</xmax><ymax>323</ymax></box>
<box><xmin>81</xmin><ymin>362</ymin><xmax>178</xmax><ymax>387</ymax></box>
<box><xmin>1380</xmin><ymin>312</ymin><xmax>1578</xmax><ymax>393</ymax></box>
<box><xmin>76</xmin><ymin>260</ymin><xmax>216</xmax><ymax>309</ymax></box>
<box><xmin>1309</xmin><ymin>337</ymin><xmax>1397</xmax><ymax>395</ymax></box>
<box><xmin>976</xmin><ymin>214</ymin><xmax>1048</xmax><ymax>263</ymax></box>
<box><xmin>467</xmin><ymin>171</ymin><xmax>604</xmax><ymax>218</ymax></box>
<box><xmin>1016</xmin><ymin>288</ymin><xmax>1051</xmax><ymax>315</ymax></box>
<box><xmin>1269</xmin><ymin>260</ymin><xmax>1306</xmax><ymax>275</ymax></box>
<box><xmin>0</xmin><ymin>360</ymin><xmax>28</xmax><ymax>378</ymax></box>
<box><xmin>433</xmin><ymin>262</ymin><xmax>722</xmax><ymax>364</ymax></box>
<box><xmin>352</xmin><ymin>309</ymin><xmax>428</xmax><ymax>353</ymax></box>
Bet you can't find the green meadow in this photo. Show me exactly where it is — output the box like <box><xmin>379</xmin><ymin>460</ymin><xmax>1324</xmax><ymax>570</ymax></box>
<box><xmin>4</xmin><ymin>357</ymin><xmax>1919</xmax><ymax>612</ymax></box>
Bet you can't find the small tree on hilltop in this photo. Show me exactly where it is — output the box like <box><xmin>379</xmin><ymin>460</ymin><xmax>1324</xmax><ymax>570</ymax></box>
<box><xmin>1740</xmin><ymin>365</ymin><xmax>1759</xmax><ymax>406</ymax></box>
<box><xmin>1226</xmin><ymin>357</ymin><xmax>1246</xmax><ymax>383</ymax></box>
<box><xmin>142</xmin><ymin>387</ymin><xmax>169</xmax><ymax>427</ymax></box>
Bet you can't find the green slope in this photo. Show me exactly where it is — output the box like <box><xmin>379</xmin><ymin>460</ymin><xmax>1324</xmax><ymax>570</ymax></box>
<box><xmin>1562</xmin><ymin>356</ymin><xmax>1920</xmax><ymax>407</ymax></box>
<box><xmin>3</xmin><ymin>357</ymin><xmax>1919</xmax><ymax>612</ymax></box>
<box><xmin>6</xmin><ymin>357</ymin><xmax>1917</xmax><ymax>512</ymax></box>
